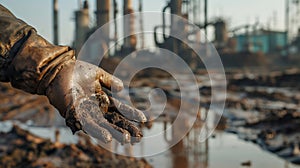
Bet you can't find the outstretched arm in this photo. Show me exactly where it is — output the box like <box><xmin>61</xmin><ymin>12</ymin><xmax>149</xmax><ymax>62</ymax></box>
<box><xmin>0</xmin><ymin>4</ymin><xmax>146</xmax><ymax>143</ymax></box>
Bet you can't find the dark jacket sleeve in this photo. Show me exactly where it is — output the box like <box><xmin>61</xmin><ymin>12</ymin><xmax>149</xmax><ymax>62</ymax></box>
<box><xmin>0</xmin><ymin>4</ymin><xmax>75</xmax><ymax>94</ymax></box>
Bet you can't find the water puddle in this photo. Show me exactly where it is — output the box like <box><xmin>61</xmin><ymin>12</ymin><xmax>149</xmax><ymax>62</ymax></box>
<box><xmin>1</xmin><ymin>120</ymin><xmax>299</xmax><ymax>168</ymax></box>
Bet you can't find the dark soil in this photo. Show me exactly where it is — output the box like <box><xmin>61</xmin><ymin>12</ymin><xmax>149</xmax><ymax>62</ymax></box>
<box><xmin>0</xmin><ymin>125</ymin><xmax>152</xmax><ymax>168</ymax></box>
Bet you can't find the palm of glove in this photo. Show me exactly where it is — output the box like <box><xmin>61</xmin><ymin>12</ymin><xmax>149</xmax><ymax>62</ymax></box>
<box><xmin>46</xmin><ymin>60</ymin><xmax>146</xmax><ymax>144</ymax></box>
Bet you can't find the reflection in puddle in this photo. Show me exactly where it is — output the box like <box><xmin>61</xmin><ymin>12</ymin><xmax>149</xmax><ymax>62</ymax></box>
<box><xmin>1</xmin><ymin>119</ymin><xmax>300</xmax><ymax>167</ymax></box>
<box><xmin>143</xmin><ymin>123</ymin><xmax>300</xmax><ymax>168</ymax></box>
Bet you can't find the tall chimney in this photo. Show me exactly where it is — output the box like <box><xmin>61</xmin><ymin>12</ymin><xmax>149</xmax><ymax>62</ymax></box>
<box><xmin>123</xmin><ymin>0</ymin><xmax>136</xmax><ymax>50</ymax></box>
<box><xmin>74</xmin><ymin>0</ymin><xmax>90</xmax><ymax>52</ymax></box>
<box><xmin>53</xmin><ymin>0</ymin><xmax>59</xmax><ymax>45</ymax></box>
<box><xmin>96</xmin><ymin>0</ymin><xmax>110</xmax><ymax>39</ymax></box>
<box><xmin>170</xmin><ymin>0</ymin><xmax>182</xmax><ymax>26</ymax></box>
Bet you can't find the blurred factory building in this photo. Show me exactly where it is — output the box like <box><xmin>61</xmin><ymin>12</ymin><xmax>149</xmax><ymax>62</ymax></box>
<box><xmin>59</xmin><ymin>0</ymin><xmax>300</xmax><ymax>67</ymax></box>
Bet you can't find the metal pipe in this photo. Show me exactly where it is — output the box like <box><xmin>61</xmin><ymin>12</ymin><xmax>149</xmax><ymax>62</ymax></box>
<box><xmin>286</xmin><ymin>0</ymin><xmax>290</xmax><ymax>56</ymax></box>
<box><xmin>113</xmin><ymin>0</ymin><xmax>118</xmax><ymax>53</ymax></box>
<box><xmin>53</xmin><ymin>0</ymin><xmax>59</xmax><ymax>45</ymax></box>
<box><xmin>204</xmin><ymin>0</ymin><xmax>208</xmax><ymax>36</ymax></box>
<box><xmin>286</xmin><ymin>0</ymin><xmax>289</xmax><ymax>39</ymax></box>
<box><xmin>139</xmin><ymin>0</ymin><xmax>144</xmax><ymax>48</ymax></box>
<box><xmin>162</xmin><ymin>3</ymin><xmax>171</xmax><ymax>40</ymax></box>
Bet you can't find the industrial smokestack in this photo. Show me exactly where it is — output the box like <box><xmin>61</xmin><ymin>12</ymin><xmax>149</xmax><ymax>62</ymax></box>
<box><xmin>74</xmin><ymin>0</ymin><xmax>90</xmax><ymax>52</ymax></box>
<box><xmin>214</xmin><ymin>20</ymin><xmax>228</xmax><ymax>48</ymax></box>
<box><xmin>169</xmin><ymin>0</ymin><xmax>183</xmax><ymax>54</ymax></box>
<box><xmin>123</xmin><ymin>0</ymin><xmax>136</xmax><ymax>51</ymax></box>
<box><xmin>170</xmin><ymin>0</ymin><xmax>182</xmax><ymax>27</ymax></box>
<box><xmin>53</xmin><ymin>0</ymin><xmax>59</xmax><ymax>45</ymax></box>
<box><xmin>204</xmin><ymin>0</ymin><xmax>208</xmax><ymax>36</ymax></box>
<box><xmin>96</xmin><ymin>0</ymin><xmax>110</xmax><ymax>38</ymax></box>
<box><xmin>138</xmin><ymin>0</ymin><xmax>144</xmax><ymax>48</ymax></box>
<box><xmin>170</xmin><ymin>0</ymin><xmax>182</xmax><ymax>16</ymax></box>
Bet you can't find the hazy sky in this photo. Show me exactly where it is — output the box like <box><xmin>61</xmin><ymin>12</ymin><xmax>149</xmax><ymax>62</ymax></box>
<box><xmin>0</xmin><ymin>0</ymin><xmax>285</xmax><ymax>45</ymax></box>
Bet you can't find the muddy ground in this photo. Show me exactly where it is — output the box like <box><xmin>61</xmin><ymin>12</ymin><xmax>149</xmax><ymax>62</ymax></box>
<box><xmin>1</xmin><ymin>60</ymin><xmax>300</xmax><ymax>167</ymax></box>
<box><xmin>124</xmin><ymin>67</ymin><xmax>300</xmax><ymax>165</ymax></box>
<box><xmin>224</xmin><ymin>69</ymin><xmax>300</xmax><ymax>165</ymax></box>
<box><xmin>0</xmin><ymin>82</ymin><xmax>152</xmax><ymax>167</ymax></box>
<box><xmin>0</xmin><ymin>124</ymin><xmax>151</xmax><ymax>168</ymax></box>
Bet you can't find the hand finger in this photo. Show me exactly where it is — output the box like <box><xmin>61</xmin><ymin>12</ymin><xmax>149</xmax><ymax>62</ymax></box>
<box><xmin>109</xmin><ymin>97</ymin><xmax>147</xmax><ymax>123</ymax></box>
<box><xmin>96</xmin><ymin>68</ymin><xmax>124</xmax><ymax>92</ymax></box>
<box><xmin>74</xmin><ymin>97</ymin><xmax>112</xmax><ymax>143</ymax></box>
<box><xmin>104</xmin><ymin>111</ymin><xmax>143</xmax><ymax>143</ymax></box>
<box><xmin>98</xmin><ymin>120</ymin><xmax>131</xmax><ymax>144</ymax></box>
<box><xmin>83</xmin><ymin>119</ymin><xmax>113</xmax><ymax>143</ymax></box>
<box><xmin>85</xmin><ymin>94</ymin><xmax>130</xmax><ymax>143</ymax></box>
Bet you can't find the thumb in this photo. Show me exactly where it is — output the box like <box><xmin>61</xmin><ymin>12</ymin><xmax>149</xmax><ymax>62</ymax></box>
<box><xmin>96</xmin><ymin>68</ymin><xmax>124</xmax><ymax>92</ymax></box>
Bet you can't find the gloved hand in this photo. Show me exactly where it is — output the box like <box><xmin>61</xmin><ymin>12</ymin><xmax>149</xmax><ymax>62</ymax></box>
<box><xmin>46</xmin><ymin>60</ymin><xmax>146</xmax><ymax>143</ymax></box>
<box><xmin>0</xmin><ymin>4</ymin><xmax>146</xmax><ymax>144</ymax></box>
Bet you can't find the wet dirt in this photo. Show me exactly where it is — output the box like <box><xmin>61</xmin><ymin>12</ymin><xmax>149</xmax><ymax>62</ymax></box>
<box><xmin>225</xmin><ymin>69</ymin><xmax>300</xmax><ymax>165</ymax></box>
<box><xmin>0</xmin><ymin>124</ymin><xmax>151</xmax><ymax>168</ymax></box>
<box><xmin>1</xmin><ymin>57</ymin><xmax>300</xmax><ymax>167</ymax></box>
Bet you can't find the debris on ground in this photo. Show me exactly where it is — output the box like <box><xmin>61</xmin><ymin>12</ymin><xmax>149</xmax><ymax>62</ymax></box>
<box><xmin>0</xmin><ymin>125</ymin><xmax>152</xmax><ymax>168</ymax></box>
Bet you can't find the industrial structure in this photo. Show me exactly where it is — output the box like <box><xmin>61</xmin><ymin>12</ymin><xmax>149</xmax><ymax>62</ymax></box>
<box><xmin>74</xmin><ymin>0</ymin><xmax>90</xmax><ymax>52</ymax></box>
<box><xmin>231</xmin><ymin>29</ymin><xmax>288</xmax><ymax>54</ymax></box>
<box><xmin>72</xmin><ymin>0</ymin><xmax>138</xmax><ymax>57</ymax></box>
<box><xmin>48</xmin><ymin>0</ymin><xmax>300</xmax><ymax>66</ymax></box>
<box><xmin>52</xmin><ymin>0</ymin><xmax>59</xmax><ymax>45</ymax></box>
<box><xmin>67</xmin><ymin>0</ymin><xmax>300</xmax><ymax>62</ymax></box>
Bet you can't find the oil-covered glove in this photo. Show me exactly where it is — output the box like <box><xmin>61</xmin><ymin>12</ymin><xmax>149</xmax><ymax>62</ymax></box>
<box><xmin>0</xmin><ymin>4</ymin><xmax>146</xmax><ymax>143</ymax></box>
<box><xmin>46</xmin><ymin>60</ymin><xmax>146</xmax><ymax>143</ymax></box>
